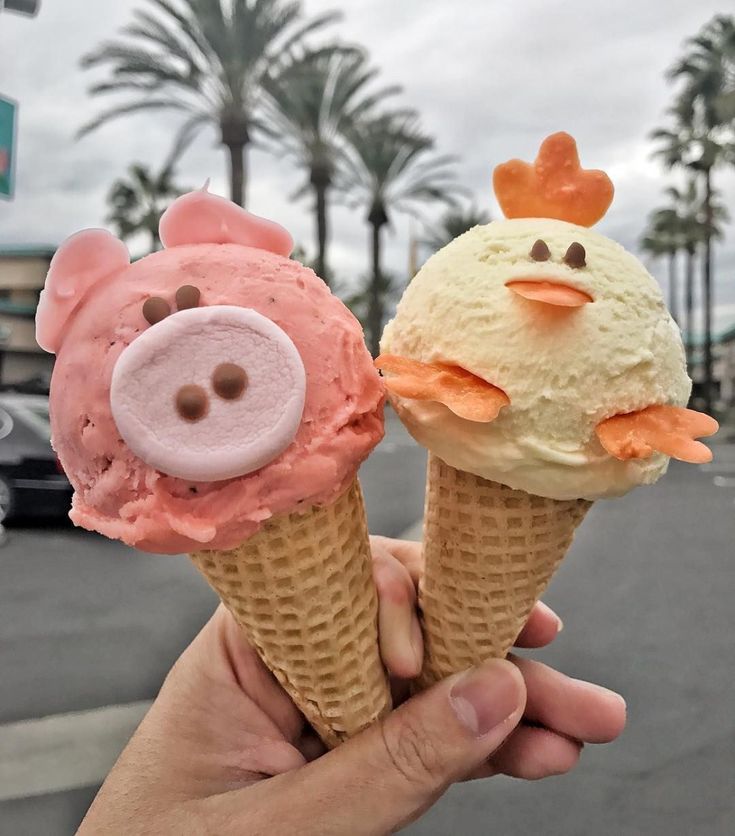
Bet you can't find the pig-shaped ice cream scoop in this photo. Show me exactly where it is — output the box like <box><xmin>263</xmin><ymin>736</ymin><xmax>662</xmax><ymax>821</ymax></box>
<box><xmin>37</xmin><ymin>188</ymin><xmax>385</xmax><ymax>554</ymax></box>
<box><xmin>38</xmin><ymin>189</ymin><xmax>392</xmax><ymax>746</ymax></box>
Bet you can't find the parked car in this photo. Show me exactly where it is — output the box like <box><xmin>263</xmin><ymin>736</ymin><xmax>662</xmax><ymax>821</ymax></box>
<box><xmin>0</xmin><ymin>393</ymin><xmax>72</xmax><ymax>522</ymax></box>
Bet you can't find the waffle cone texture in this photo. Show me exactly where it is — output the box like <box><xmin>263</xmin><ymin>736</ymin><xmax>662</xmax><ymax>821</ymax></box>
<box><xmin>190</xmin><ymin>479</ymin><xmax>391</xmax><ymax>748</ymax></box>
<box><xmin>417</xmin><ymin>454</ymin><xmax>592</xmax><ymax>689</ymax></box>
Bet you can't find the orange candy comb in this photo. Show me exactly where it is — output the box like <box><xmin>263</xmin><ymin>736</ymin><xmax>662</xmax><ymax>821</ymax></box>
<box><xmin>375</xmin><ymin>354</ymin><xmax>510</xmax><ymax>423</ymax></box>
<box><xmin>493</xmin><ymin>132</ymin><xmax>614</xmax><ymax>227</ymax></box>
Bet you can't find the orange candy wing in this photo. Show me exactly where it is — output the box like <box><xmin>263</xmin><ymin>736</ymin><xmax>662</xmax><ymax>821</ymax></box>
<box><xmin>493</xmin><ymin>132</ymin><xmax>614</xmax><ymax>227</ymax></box>
<box><xmin>375</xmin><ymin>354</ymin><xmax>510</xmax><ymax>423</ymax></box>
<box><xmin>595</xmin><ymin>405</ymin><xmax>719</xmax><ymax>464</ymax></box>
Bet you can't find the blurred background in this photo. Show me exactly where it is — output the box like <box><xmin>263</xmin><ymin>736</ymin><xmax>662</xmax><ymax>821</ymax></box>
<box><xmin>0</xmin><ymin>1</ymin><xmax>733</xmax><ymax>834</ymax></box>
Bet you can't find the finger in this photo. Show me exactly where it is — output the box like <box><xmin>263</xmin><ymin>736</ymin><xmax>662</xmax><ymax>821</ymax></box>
<box><xmin>511</xmin><ymin>655</ymin><xmax>627</xmax><ymax>744</ymax></box>
<box><xmin>370</xmin><ymin>536</ymin><xmax>423</xmax><ymax>585</ymax></box>
<box><xmin>373</xmin><ymin>549</ymin><xmax>423</xmax><ymax>679</ymax></box>
<box><xmin>468</xmin><ymin>725</ymin><xmax>583</xmax><ymax>781</ymax></box>
<box><xmin>241</xmin><ymin>659</ymin><xmax>526</xmax><ymax>835</ymax></box>
<box><xmin>513</xmin><ymin>601</ymin><xmax>563</xmax><ymax>648</ymax></box>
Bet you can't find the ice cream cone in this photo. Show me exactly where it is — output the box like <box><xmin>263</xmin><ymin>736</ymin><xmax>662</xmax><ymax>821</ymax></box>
<box><xmin>190</xmin><ymin>479</ymin><xmax>391</xmax><ymax>748</ymax></box>
<box><xmin>417</xmin><ymin>454</ymin><xmax>592</xmax><ymax>689</ymax></box>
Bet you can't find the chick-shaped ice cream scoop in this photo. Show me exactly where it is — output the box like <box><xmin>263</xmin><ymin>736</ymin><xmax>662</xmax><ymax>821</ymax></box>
<box><xmin>377</xmin><ymin>133</ymin><xmax>718</xmax><ymax>687</ymax></box>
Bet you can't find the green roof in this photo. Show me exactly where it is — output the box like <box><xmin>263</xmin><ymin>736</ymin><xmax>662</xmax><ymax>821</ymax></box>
<box><xmin>0</xmin><ymin>244</ymin><xmax>56</xmax><ymax>259</ymax></box>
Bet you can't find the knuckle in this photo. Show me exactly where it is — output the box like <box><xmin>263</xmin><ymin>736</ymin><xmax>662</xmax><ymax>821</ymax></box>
<box><xmin>380</xmin><ymin>714</ymin><xmax>445</xmax><ymax>791</ymax></box>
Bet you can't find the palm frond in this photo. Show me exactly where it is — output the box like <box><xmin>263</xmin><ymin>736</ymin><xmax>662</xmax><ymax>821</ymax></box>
<box><xmin>77</xmin><ymin>99</ymin><xmax>191</xmax><ymax>138</ymax></box>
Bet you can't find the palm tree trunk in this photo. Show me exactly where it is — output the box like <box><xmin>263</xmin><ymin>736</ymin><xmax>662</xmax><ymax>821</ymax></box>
<box><xmin>667</xmin><ymin>250</ymin><xmax>679</xmax><ymax>324</ymax></box>
<box><xmin>367</xmin><ymin>220</ymin><xmax>384</xmax><ymax>357</ymax></box>
<box><xmin>685</xmin><ymin>244</ymin><xmax>695</xmax><ymax>371</ymax></box>
<box><xmin>702</xmin><ymin>168</ymin><xmax>714</xmax><ymax>413</ymax></box>
<box><xmin>314</xmin><ymin>182</ymin><xmax>329</xmax><ymax>284</ymax></box>
<box><xmin>227</xmin><ymin>141</ymin><xmax>247</xmax><ymax>208</ymax></box>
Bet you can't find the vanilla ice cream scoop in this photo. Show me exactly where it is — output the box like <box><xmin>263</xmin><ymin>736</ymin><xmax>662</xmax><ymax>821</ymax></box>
<box><xmin>379</xmin><ymin>133</ymin><xmax>717</xmax><ymax>501</ymax></box>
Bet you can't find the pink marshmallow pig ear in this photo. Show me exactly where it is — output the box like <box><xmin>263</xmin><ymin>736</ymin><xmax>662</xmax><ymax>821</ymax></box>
<box><xmin>35</xmin><ymin>230</ymin><xmax>130</xmax><ymax>354</ymax></box>
<box><xmin>159</xmin><ymin>187</ymin><xmax>293</xmax><ymax>257</ymax></box>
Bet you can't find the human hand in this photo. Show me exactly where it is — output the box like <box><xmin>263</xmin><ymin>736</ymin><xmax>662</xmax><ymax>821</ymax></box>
<box><xmin>78</xmin><ymin>537</ymin><xmax>625</xmax><ymax>835</ymax></box>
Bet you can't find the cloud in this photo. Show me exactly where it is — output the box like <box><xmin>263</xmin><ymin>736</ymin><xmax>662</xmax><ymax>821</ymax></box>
<box><xmin>0</xmin><ymin>0</ymin><xmax>733</xmax><ymax>330</ymax></box>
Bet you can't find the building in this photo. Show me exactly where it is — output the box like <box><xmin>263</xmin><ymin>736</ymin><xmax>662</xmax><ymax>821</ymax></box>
<box><xmin>687</xmin><ymin>324</ymin><xmax>735</xmax><ymax>410</ymax></box>
<box><xmin>0</xmin><ymin>245</ymin><xmax>54</xmax><ymax>388</ymax></box>
<box><xmin>714</xmin><ymin>324</ymin><xmax>735</xmax><ymax>408</ymax></box>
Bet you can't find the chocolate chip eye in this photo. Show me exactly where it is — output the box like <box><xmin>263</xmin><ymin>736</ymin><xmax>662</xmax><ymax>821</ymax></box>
<box><xmin>212</xmin><ymin>363</ymin><xmax>248</xmax><ymax>400</ymax></box>
<box><xmin>530</xmin><ymin>239</ymin><xmax>551</xmax><ymax>261</ymax></box>
<box><xmin>563</xmin><ymin>242</ymin><xmax>586</xmax><ymax>268</ymax></box>
<box><xmin>176</xmin><ymin>384</ymin><xmax>209</xmax><ymax>422</ymax></box>
<box><xmin>176</xmin><ymin>284</ymin><xmax>201</xmax><ymax>310</ymax></box>
<box><xmin>142</xmin><ymin>297</ymin><xmax>171</xmax><ymax>325</ymax></box>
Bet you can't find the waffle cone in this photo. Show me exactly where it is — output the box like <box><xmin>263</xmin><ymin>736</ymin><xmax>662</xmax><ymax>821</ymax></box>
<box><xmin>417</xmin><ymin>454</ymin><xmax>592</xmax><ymax>689</ymax></box>
<box><xmin>190</xmin><ymin>479</ymin><xmax>391</xmax><ymax>748</ymax></box>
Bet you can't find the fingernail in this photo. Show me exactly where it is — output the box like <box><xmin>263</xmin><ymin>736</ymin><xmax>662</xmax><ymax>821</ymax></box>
<box><xmin>538</xmin><ymin>600</ymin><xmax>563</xmax><ymax>632</ymax></box>
<box><xmin>449</xmin><ymin>660</ymin><xmax>522</xmax><ymax>738</ymax></box>
<box><xmin>409</xmin><ymin>619</ymin><xmax>423</xmax><ymax>672</ymax></box>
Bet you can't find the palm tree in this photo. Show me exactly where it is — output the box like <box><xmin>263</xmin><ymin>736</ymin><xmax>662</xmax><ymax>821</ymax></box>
<box><xmin>422</xmin><ymin>205</ymin><xmax>490</xmax><ymax>254</ymax></box>
<box><xmin>107</xmin><ymin>161</ymin><xmax>185</xmax><ymax>253</ymax></box>
<box><xmin>664</xmin><ymin>181</ymin><xmax>699</xmax><ymax>349</ymax></box>
<box><xmin>653</xmin><ymin>14</ymin><xmax>735</xmax><ymax>409</ymax></box>
<box><xmin>79</xmin><ymin>0</ymin><xmax>338</xmax><ymax>207</ymax></box>
<box><xmin>339</xmin><ymin>112</ymin><xmax>463</xmax><ymax>355</ymax></box>
<box><xmin>641</xmin><ymin>206</ymin><xmax>683</xmax><ymax>324</ymax></box>
<box><xmin>263</xmin><ymin>45</ymin><xmax>399</xmax><ymax>284</ymax></box>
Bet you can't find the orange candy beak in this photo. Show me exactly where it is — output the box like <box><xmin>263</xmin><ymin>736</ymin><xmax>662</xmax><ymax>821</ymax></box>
<box><xmin>374</xmin><ymin>354</ymin><xmax>510</xmax><ymax>423</ymax></box>
<box><xmin>506</xmin><ymin>279</ymin><xmax>593</xmax><ymax>308</ymax></box>
<box><xmin>596</xmin><ymin>405</ymin><xmax>719</xmax><ymax>464</ymax></box>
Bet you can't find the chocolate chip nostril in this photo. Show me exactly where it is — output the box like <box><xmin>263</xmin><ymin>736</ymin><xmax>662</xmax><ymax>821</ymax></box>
<box><xmin>213</xmin><ymin>363</ymin><xmax>248</xmax><ymax>400</ymax></box>
<box><xmin>176</xmin><ymin>285</ymin><xmax>201</xmax><ymax>310</ymax></box>
<box><xmin>143</xmin><ymin>297</ymin><xmax>171</xmax><ymax>325</ymax></box>
<box><xmin>176</xmin><ymin>384</ymin><xmax>209</xmax><ymax>422</ymax></box>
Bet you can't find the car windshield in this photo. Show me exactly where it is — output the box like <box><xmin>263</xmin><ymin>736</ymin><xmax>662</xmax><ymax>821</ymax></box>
<box><xmin>0</xmin><ymin>399</ymin><xmax>53</xmax><ymax>442</ymax></box>
<box><xmin>23</xmin><ymin>403</ymin><xmax>52</xmax><ymax>440</ymax></box>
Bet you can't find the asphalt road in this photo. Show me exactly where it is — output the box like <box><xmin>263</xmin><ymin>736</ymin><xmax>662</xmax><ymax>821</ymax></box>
<box><xmin>0</xmin><ymin>416</ymin><xmax>733</xmax><ymax>835</ymax></box>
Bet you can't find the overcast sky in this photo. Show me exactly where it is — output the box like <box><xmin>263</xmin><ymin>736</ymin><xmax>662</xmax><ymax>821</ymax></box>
<box><xmin>0</xmin><ymin>0</ymin><xmax>733</xmax><ymax>336</ymax></box>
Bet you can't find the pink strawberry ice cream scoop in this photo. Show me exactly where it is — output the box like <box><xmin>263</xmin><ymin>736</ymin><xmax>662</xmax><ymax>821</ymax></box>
<box><xmin>37</xmin><ymin>188</ymin><xmax>384</xmax><ymax>554</ymax></box>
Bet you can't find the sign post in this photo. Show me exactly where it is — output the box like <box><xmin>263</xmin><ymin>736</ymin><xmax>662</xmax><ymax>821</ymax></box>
<box><xmin>0</xmin><ymin>96</ymin><xmax>17</xmax><ymax>200</ymax></box>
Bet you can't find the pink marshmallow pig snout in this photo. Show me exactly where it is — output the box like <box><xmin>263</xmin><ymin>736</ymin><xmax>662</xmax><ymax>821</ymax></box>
<box><xmin>110</xmin><ymin>306</ymin><xmax>306</xmax><ymax>482</ymax></box>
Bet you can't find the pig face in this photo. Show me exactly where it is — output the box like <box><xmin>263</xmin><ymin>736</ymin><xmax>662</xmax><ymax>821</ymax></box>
<box><xmin>37</xmin><ymin>189</ymin><xmax>384</xmax><ymax>553</ymax></box>
<box><xmin>39</xmin><ymin>189</ymin><xmax>304</xmax><ymax>483</ymax></box>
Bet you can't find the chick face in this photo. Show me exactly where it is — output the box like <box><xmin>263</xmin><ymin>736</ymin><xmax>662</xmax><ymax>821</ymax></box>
<box><xmin>380</xmin><ymin>217</ymin><xmax>692</xmax><ymax>500</ymax></box>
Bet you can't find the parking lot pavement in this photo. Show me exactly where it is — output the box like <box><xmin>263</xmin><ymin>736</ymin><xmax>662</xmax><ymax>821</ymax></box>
<box><xmin>0</xmin><ymin>435</ymin><xmax>732</xmax><ymax>834</ymax></box>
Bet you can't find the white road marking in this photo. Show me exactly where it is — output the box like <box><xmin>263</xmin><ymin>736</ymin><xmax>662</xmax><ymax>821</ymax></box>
<box><xmin>713</xmin><ymin>476</ymin><xmax>735</xmax><ymax>489</ymax></box>
<box><xmin>0</xmin><ymin>701</ymin><xmax>150</xmax><ymax>802</ymax></box>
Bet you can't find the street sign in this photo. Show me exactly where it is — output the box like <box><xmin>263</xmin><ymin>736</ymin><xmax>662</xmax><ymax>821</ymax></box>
<box><xmin>0</xmin><ymin>0</ymin><xmax>41</xmax><ymax>16</ymax></box>
<box><xmin>0</xmin><ymin>96</ymin><xmax>16</xmax><ymax>199</ymax></box>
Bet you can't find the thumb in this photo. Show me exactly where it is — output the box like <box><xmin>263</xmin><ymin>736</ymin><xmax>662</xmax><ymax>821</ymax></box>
<box><xmin>256</xmin><ymin>659</ymin><xmax>525</xmax><ymax>835</ymax></box>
